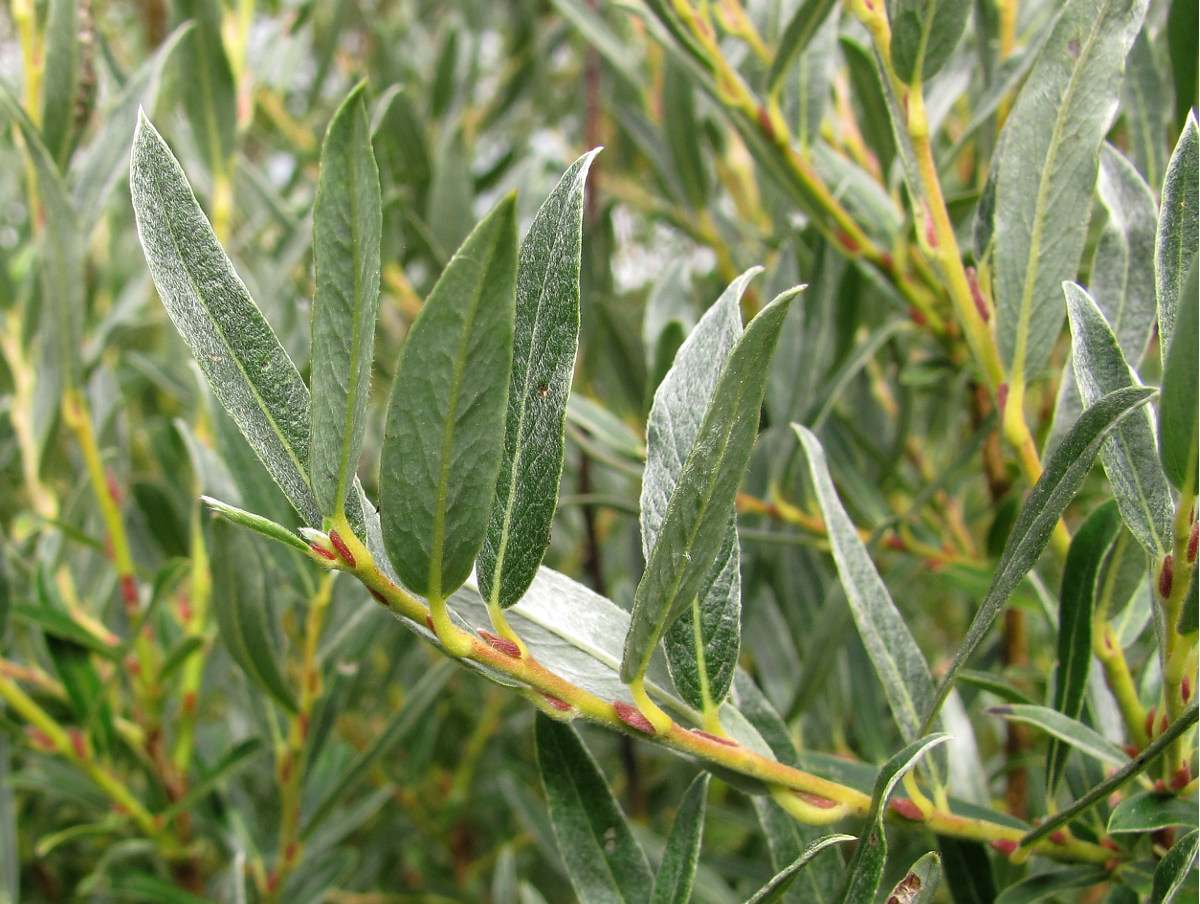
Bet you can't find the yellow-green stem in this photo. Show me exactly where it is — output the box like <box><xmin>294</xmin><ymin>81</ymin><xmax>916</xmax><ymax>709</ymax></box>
<box><xmin>172</xmin><ymin>505</ymin><xmax>213</xmax><ymax>773</ymax></box>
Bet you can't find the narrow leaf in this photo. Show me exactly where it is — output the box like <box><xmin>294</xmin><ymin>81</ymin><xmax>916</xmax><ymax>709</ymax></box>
<box><xmin>1108</xmin><ymin>792</ymin><xmax>1198</xmax><ymax>834</ymax></box>
<box><xmin>796</xmin><ymin>425</ymin><xmax>942</xmax><ymax>771</ymax></box>
<box><xmin>836</xmin><ymin>735</ymin><xmax>950</xmax><ymax>904</ymax></box>
<box><xmin>1122</xmin><ymin>32</ymin><xmax>1170</xmax><ymax>192</ymax></box>
<box><xmin>936</xmin><ymin>836</ymin><xmax>996</xmax><ymax>904</ymax></box>
<box><xmin>177</xmin><ymin>0</ymin><xmax>236</xmax><ymax>175</ymax></box>
<box><xmin>11</xmin><ymin>605</ymin><xmax>119</xmax><ymax>660</ymax></box>
<box><xmin>1067</xmin><ymin>282</ymin><xmax>1174</xmax><ymax>555</ymax></box>
<box><xmin>621</xmin><ymin>289</ymin><xmax>796</xmax><ymax>685</ymax></box>
<box><xmin>664</xmin><ymin>60</ymin><xmax>707</xmax><ymax>209</ymax></box>
<box><xmin>380</xmin><ymin>195</ymin><xmax>517</xmax><ymax>599</ymax></box>
<box><xmin>46</xmin><ymin>637</ymin><xmax>114</xmax><ymax>755</ymax></box>
<box><xmin>745</xmin><ymin>835</ymin><xmax>856</xmax><ymax>904</ymax></box>
<box><xmin>201</xmin><ymin>496</ymin><xmax>310</xmax><ymax>554</ymax></box>
<box><xmin>1048</xmin><ymin>501</ymin><xmax>1122</xmax><ymax>791</ymax></box>
<box><xmin>986</xmin><ymin>704</ymin><xmax>1128</xmax><ymax>767</ymax></box>
<box><xmin>1155</xmin><ymin>113</ymin><xmax>1198</xmax><ymax>363</ymax></box>
<box><xmin>535</xmin><ymin>714</ymin><xmax>654</xmax><ymax>904</ymax></box>
<box><xmin>1151</xmin><ymin>829</ymin><xmax>1199</xmax><ymax>904</ymax></box>
<box><xmin>922</xmin><ymin>386</ymin><xmax>1158</xmax><ymax>730</ymax></box>
<box><xmin>991</xmin><ymin>0</ymin><xmax>1149</xmax><ymax>388</ymax></box>
<box><xmin>130</xmin><ymin>114</ymin><xmax>321</xmax><ymax>526</ymax></box>
<box><xmin>160</xmin><ymin>739</ymin><xmax>264</xmax><ymax>823</ymax></box>
<box><xmin>309</xmin><ymin>84</ymin><xmax>382</xmax><ymax>520</ymax></box>
<box><xmin>766</xmin><ymin>0</ymin><xmax>838</xmax><ymax>96</ymax></box>
<box><xmin>993</xmin><ymin>868</ymin><xmax>1110</xmax><ymax>904</ymax></box>
<box><xmin>642</xmin><ymin>270</ymin><xmax>755</xmax><ymax>711</ymax></box>
<box><xmin>650</xmin><ymin>772</ymin><xmax>710</xmax><ymax>904</ymax></box>
<box><xmin>210</xmin><ymin>519</ymin><xmax>297</xmax><ymax>712</ymax></box>
<box><xmin>302</xmin><ymin>661</ymin><xmax>451</xmax><ymax>839</ymax></box>
<box><xmin>40</xmin><ymin>0</ymin><xmax>81</xmax><ymax>166</ymax></box>
<box><xmin>1159</xmin><ymin>263</ymin><xmax>1198</xmax><ymax>492</ymax></box>
<box><xmin>478</xmin><ymin>149</ymin><xmax>598</xmax><ymax>610</ymax></box>
<box><xmin>890</xmin><ymin>0</ymin><xmax>971</xmax><ymax>83</ymax></box>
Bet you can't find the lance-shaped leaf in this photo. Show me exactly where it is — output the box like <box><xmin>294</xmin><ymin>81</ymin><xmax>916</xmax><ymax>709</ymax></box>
<box><xmin>41</xmin><ymin>0</ymin><xmax>82</xmax><ymax>167</ymax></box>
<box><xmin>535</xmin><ymin>714</ymin><xmax>653</xmax><ymax>904</ymax></box>
<box><xmin>796</xmin><ymin>425</ymin><xmax>943</xmax><ymax>776</ymax></box>
<box><xmin>987</xmin><ymin>704</ymin><xmax>1128</xmax><ymax>767</ymax></box>
<box><xmin>921</xmin><ymin>386</ymin><xmax>1158</xmax><ymax>730</ymax></box>
<box><xmin>936</xmin><ymin>837</ymin><xmax>995</xmax><ymax>904</ymax></box>
<box><xmin>130</xmin><ymin>113</ymin><xmax>322</xmax><ymax>527</ymax></box>
<box><xmin>309</xmin><ymin>84</ymin><xmax>382</xmax><ymax>520</ymax></box>
<box><xmin>1067</xmin><ymin>282</ymin><xmax>1173</xmax><ymax>555</ymax></box>
<box><xmin>642</xmin><ymin>270</ymin><xmax>754</xmax><ymax>712</ymax></box>
<box><xmin>994</xmin><ymin>868</ymin><xmax>1111</xmax><ymax>904</ymax></box>
<box><xmin>380</xmin><ymin>196</ymin><xmax>517</xmax><ymax>599</ymax></box>
<box><xmin>1155</xmin><ymin>114</ymin><xmax>1198</xmax><ymax>364</ymax></box>
<box><xmin>1048</xmin><ymin>501</ymin><xmax>1122</xmax><ymax>792</ymax></box>
<box><xmin>478</xmin><ymin>149</ymin><xmax>598</xmax><ymax>610</ymax></box>
<box><xmin>1109</xmin><ymin>792</ymin><xmax>1198</xmax><ymax>834</ymax></box>
<box><xmin>649</xmin><ymin>772</ymin><xmax>710</xmax><ymax>904</ymax></box>
<box><xmin>889</xmin><ymin>0</ymin><xmax>971</xmax><ymax>84</ymax></box>
<box><xmin>1048</xmin><ymin>145</ymin><xmax>1159</xmax><ymax>455</ymax></box>
<box><xmin>177</xmin><ymin>0</ymin><xmax>236</xmax><ymax>176</ymax></box>
<box><xmin>1151</xmin><ymin>830</ymin><xmax>1199</xmax><ymax>904</ymax></box>
<box><xmin>836</xmin><ymin>735</ymin><xmax>949</xmax><ymax>904</ymax></box>
<box><xmin>200</xmin><ymin>496</ymin><xmax>311</xmax><ymax>554</ymax></box>
<box><xmin>1159</xmin><ymin>263</ymin><xmax>1198</xmax><ymax>493</ymax></box>
<box><xmin>765</xmin><ymin>0</ymin><xmax>838</xmax><ymax>97</ymax></box>
<box><xmin>991</xmin><ymin>0</ymin><xmax>1148</xmax><ymax>389</ymax></box>
<box><xmin>209</xmin><ymin>519</ymin><xmax>297</xmax><ymax>712</ymax></box>
<box><xmin>620</xmin><ymin>289</ymin><xmax>796</xmax><ymax>685</ymax></box>
<box><xmin>744</xmin><ymin>835</ymin><xmax>856</xmax><ymax>904</ymax></box>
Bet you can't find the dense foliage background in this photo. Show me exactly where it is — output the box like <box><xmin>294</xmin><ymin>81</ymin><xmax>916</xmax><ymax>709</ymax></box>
<box><xmin>0</xmin><ymin>0</ymin><xmax>1196</xmax><ymax>902</ymax></box>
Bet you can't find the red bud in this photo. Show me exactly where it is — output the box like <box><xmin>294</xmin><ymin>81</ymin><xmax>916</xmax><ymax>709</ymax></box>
<box><xmin>890</xmin><ymin>798</ymin><xmax>925</xmax><ymax>821</ymax></box>
<box><xmin>328</xmin><ymin>529</ymin><xmax>356</xmax><ymax>567</ymax></box>
<box><xmin>1159</xmin><ymin>555</ymin><xmax>1174</xmax><ymax>599</ymax></box>
<box><xmin>614</xmin><ymin>701</ymin><xmax>656</xmax><ymax>735</ymax></box>
<box><xmin>990</xmin><ymin>839</ymin><xmax>1019</xmax><ymax>857</ymax></box>
<box><xmin>479</xmin><ymin>630</ymin><xmax>522</xmax><ymax>659</ymax></box>
<box><xmin>691</xmin><ymin>729</ymin><xmax>737</xmax><ymax>747</ymax></box>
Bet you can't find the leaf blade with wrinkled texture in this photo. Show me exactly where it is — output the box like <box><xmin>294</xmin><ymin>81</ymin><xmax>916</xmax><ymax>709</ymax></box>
<box><xmin>479</xmin><ymin>150</ymin><xmax>598</xmax><ymax>610</ymax></box>
<box><xmin>380</xmin><ymin>196</ymin><xmax>517</xmax><ymax>599</ymax></box>
<box><xmin>535</xmin><ymin>714</ymin><xmax>653</xmax><ymax>904</ymax></box>
<box><xmin>130</xmin><ymin>113</ymin><xmax>321</xmax><ymax>527</ymax></box>
<box><xmin>991</xmin><ymin>0</ymin><xmax>1149</xmax><ymax>389</ymax></box>
<box><xmin>1067</xmin><ymin>282</ymin><xmax>1174</xmax><ymax>555</ymax></box>
<box><xmin>309</xmin><ymin>84</ymin><xmax>382</xmax><ymax>521</ymax></box>
<box><xmin>621</xmin><ymin>289</ymin><xmax>796</xmax><ymax>685</ymax></box>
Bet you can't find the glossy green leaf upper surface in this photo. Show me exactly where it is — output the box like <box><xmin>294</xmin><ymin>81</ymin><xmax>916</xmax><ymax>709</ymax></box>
<box><xmin>309</xmin><ymin>85</ymin><xmax>383</xmax><ymax>521</ymax></box>
<box><xmin>991</xmin><ymin>0</ymin><xmax>1149</xmax><ymax>387</ymax></box>
<box><xmin>478</xmin><ymin>150</ymin><xmax>597</xmax><ymax>610</ymax></box>
<box><xmin>381</xmin><ymin>195</ymin><xmax>517</xmax><ymax>599</ymax></box>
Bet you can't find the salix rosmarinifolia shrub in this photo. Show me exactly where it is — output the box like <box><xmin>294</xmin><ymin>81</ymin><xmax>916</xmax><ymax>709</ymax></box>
<box><xmin>126</xmin><ymin>6</ymin><xmax>1198</xmax><ymax>892</ymax></box>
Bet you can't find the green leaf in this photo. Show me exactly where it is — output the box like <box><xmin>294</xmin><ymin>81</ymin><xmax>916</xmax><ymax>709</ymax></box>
<box><xmin>991</xmin><ymin>0</ymin><xmax>1149</xmax><ymax>388</ymax></box>
<box><xmin>889</xmin><ymin>0</ymin><xmax>971</xmax><ymax>83</ymax></box>
<box><xmin>936</xmin><ymin>836</ymin><xmax>996</xmax><ymax>904</ymax></box>
<box><xmin>1066</xmin><ymin>282</ymin><xmax>1174</xmax><ymax>555</ymax></box>
<box><xmin>72</xmin><ymin>24</ymin><xmax>192</xmax><ymax>234</ymax></box>
<box><xmin>302</xmin><ymin>661</ymin><xmax>452</xmax><ymax>839</ymax></box>
<box><xmin>201</xmin><ymin>496</ymin><xmax>310</xmax><ymax>554</ymax></box>
<box><xmin>210</xmin><ymin>519</ymin><xmax>297</xmax><ymax>712</ymax></box>
<box><xmin>1155</xmin><ymin>113</ymin><xmax>1198</xmax><ymax>364</ymax></box>
<box><xmin>885</xmin><ymin>853</ymin><xmax>942</xmax><ymax>904</ymax></box>
<box><xmin>620</xmin><ymin>289</ymin><xmax>796</xmax><ymax>686</ymax></box>
<box><xmin>766</xmin><ymin>0</ymin><xmax>838</xmax><ymax>97</ymax></box>
<box><xmin>986</xmin><ymin>704</ymin><xmax>1128</xmax><ymax>767</ymax></box>
<box><xmin>744</xmin><ymin>835</ymin><xmax>856</xmax><ymax>904</ymax></box>
<box><xmin>177</xmin><ymin>0</ymin><xmax>236</xmax><ymax>175</ymax></box>
<box><xmin>650</xmin><ymin>772</ymin><xmax>710</xmax><ymax>904</ymax></box>
<box><xmin>796</xmin><ymin>425</ymin><xmax>943</xmax><ymax>775</ymax></box>
<box><xmin>1048</xmin><ymin>500</ymin><xmax>1122</xmax><ymax>791</ymax></box>
<box><xmin>0</xmin><ymin>528</ymin><xmax>10</xmax><ymax>650</ymax></box>
<box><xmin>535</xmin><ymin>714</ymin><xmax>654</xmax><ymax>904</ymax></box>
<box><xmin>11</xmin><ymin>604</ymin><xmax>118</xmax><ymax>661</ymax></box>
<box><xmin>130</xmin><ymin>114</ymin><xmax>322</xmax><ymax>527</ymax></box>
<box><xmin>40</xmin><ymin>0</ymin><xmax>82</xmax><ymax>167</ymax></box>
<box><xmin>45</xmin><ymin>637</ymin><xmax>114</xmax><ymax>755</ymax></box>
<box><xmin>380</xmin><ymin>195</ymin><xmax>517</xmax><ymax>599</ymax></box>
<box><xmin>102</xmin><ymin>874</ymin><xmax>214</xmax><ymax>904</ymax></box>
<box><xmin>922</xmin><ymin>385</ymin><xmax>1158</xmax><ymax>730</ymax></box>
<box><xmin>478</xmin><ymin>150</ymin><xmax>598</xmax><ymax>610</ymax></box>
<box><xmin>994</xmin><ymin>868</ymin><xmax>1110</xmax><ymax>904</ymax></box>
<box><xmin>1159</xmin><ymin>263</ymin><xmax>1198</xmax><ymax>492</ymax></box>
<box><xmin>309</xmin><ymin>84</ymin><xmax>382</xmax><ymax>521</ymax></box>
<box><xmin>1022</xmin><ymin>700</ymin><xmax>1198</xmax><ymax>847</ymax></box>
<box><xmin>1109</xmin><ymin>792</ymin><xmax>1199</xmax><ymax>834</ymax></box>
<box><xmin>160</xmin><ymin>738</ymin><xmax>264</xmax><ymax>823</ymax></box>
<box><xmin>1122</xmin><ymin>32</ymin><xmax>1170</xmax><ymax>193</ymax></box>
<box><xmin>427</xmin><ymin>127</ymin><xmax>475</xmax><ymax>261</ymax></box>
<box><xmin>836</xmin><ymin>734</ymin><xmax>950</xmax><ymax>904</ymax></box>
<box><xmin>794</xmin><ymin>10</ymin><xmax>838</xmax><ymax>148</ymax></box>
<box><xmin>664</xmin><ymin>59</ymin><xmax>707</xmax><ymax>209</ymax></box>
<box><xmin>1151</xmin><ymin>829</ymin><xmax>1199</xmax><ymax>904</ymax></box>
<box><xmin>644</xmin><ymin>271</ymin><xmax>755</xmax><ymax>712</ymax></box>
